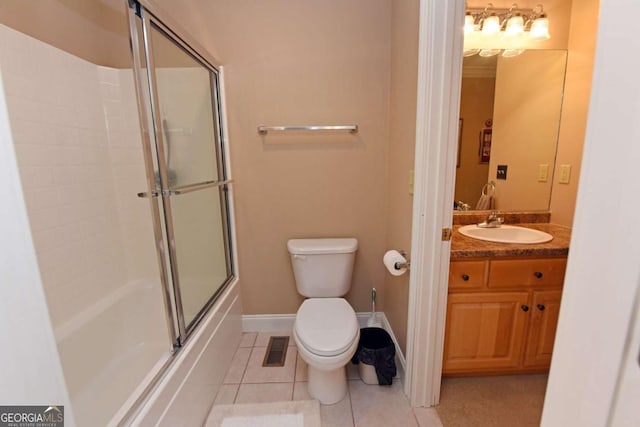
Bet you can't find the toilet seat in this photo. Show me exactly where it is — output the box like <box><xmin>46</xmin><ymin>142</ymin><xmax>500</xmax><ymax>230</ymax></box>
<box><xmin>295</xmin><ymin>298</ymin><xmax>358</xmax><ymax>357</ymax></box>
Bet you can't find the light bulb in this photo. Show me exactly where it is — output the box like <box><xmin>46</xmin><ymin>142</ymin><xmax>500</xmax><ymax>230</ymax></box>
<box><xmin>505</xmin><ymin>15</ymin><xmax>524</xmax><ymax>37</ymax></box>
<box><xmin>481</xmin><ymin>15</ymin><xmax>500</xmax><ymax>36</ymax></box>
<box><xmin>463</xmin><ymin>49</ymin><xmax>480</xmax><ymax>57</ymax></box>
<box><xmin>530</xmin><ymin>15</ymin><xmax>550</xmax><ymax>39</ymax></box>
<box><xmin>464</xmin><ymin>14</ymin><xmax>477</xmax><ymax>34</ymax></box>
<box><xmin>479</xmin><ymin>49</ymin><xmax>501</xmax><ymax>57</ymax></box>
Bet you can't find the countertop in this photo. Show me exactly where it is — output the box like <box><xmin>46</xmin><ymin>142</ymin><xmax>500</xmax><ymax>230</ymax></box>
<box><xmin>450</xmin><ymin>223</ymin><xmax>571</xmax><ymax>259</ymax></box>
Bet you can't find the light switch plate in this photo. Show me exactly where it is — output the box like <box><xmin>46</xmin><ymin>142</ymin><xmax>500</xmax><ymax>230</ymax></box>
<box><xmin>538</xmin><ymin>164</ymin><xmax>549</xmax><ymax>182</ymax></box>
<box><xmin>497</xmin><ymin>165</ymin><xmax>508</xmax><ymax>180</ymax></box>
<box><xmin>559</xmin><ymin>164</ymin><xmax>571</xmax><ymax>184</ymax></box>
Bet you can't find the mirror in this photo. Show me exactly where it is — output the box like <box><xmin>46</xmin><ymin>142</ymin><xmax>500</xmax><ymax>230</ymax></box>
<box><xmin>455</xmin><ymin>50</ymin><xmax>568</xmax><ymax>211</ymax></box>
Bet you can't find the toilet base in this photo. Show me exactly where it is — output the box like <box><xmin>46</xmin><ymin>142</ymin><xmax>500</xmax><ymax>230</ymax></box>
<box><xmin>307</xmin><ymin>365</ymin><xmax>347</xmax><ymax>405</ymax></box>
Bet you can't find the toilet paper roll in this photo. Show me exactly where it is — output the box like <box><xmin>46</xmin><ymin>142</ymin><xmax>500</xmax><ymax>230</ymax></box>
<box><xmin>383</xmin><ymin>250</ymin><xmax>408</xmax><ymax>276</ymax></box>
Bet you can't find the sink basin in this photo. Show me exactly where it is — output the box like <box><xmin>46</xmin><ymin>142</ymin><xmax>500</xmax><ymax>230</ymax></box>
<box><xmin>458</xmin><ymin>225</ymin><xmax>553</xmax><ymax>244</ymax></box>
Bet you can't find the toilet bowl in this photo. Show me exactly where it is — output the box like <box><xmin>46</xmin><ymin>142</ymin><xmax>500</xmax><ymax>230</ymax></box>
<box><xmin>294</xmin><ymin>298</ymin><xmax>359</xmax><ymax>404</ymax></box>
<box><xmin>287</xmin><ymin>238</ymin><xmax>359</xmax><ymax>405</ymax></box>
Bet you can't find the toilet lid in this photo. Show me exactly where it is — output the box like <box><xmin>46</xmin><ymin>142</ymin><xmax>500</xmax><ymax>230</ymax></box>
<box><xmin>295</xmin><ymin>298</ymin><xmax>358</xmax><ymax>357</ymax></box>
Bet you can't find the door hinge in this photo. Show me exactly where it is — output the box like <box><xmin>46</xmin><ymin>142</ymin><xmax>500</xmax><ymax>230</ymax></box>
<box><xmin>442</xmin><ymin>228</ymin><xmax>452</xmax><ymax>241</ymax></box>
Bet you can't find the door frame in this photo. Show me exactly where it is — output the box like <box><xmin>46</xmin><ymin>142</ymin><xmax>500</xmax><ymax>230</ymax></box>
<box><xmin>404</xmin><ymin>0</ymin><xmax>464</xmax><ymax>406</ymax></box>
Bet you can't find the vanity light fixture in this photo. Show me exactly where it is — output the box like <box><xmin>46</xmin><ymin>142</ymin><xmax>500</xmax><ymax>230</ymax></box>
<box><xmin>464</xmin><ymin>3</ymin><xmax>551</xmax><ymax>57</ymax></box>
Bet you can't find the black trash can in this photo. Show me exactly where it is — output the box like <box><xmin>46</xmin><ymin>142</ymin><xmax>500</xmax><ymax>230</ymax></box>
<box><xmin>351</xmin><ymin>327</ymin><xmax>396</xmax><ymax>385</ymax></box>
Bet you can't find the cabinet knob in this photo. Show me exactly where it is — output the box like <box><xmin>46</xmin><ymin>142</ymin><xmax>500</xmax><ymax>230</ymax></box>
<box><xmin>534</xmin><ymin>271</ymin><xmax>543</xmax><ymax>279</ymax></box>
<box><xmin>462</xmin><ymin>274</ymin><xmax>470</xmax><ymax>281</ymax></box>
<box><xmin>537</xmin><ymin>304</ymin><xmax>546</xmax><ymax>311</ymax></box>
<box><xmin>521</xmin><ymin>304</ymin><xmax>530</xmax><ymax>312</ymax></box>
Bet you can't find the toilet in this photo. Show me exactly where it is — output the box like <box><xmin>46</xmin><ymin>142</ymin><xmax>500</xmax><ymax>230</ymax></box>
<box><xmin>287</xmin><ymin>238</ymin><xmax>360</xmax><ymax>405</ymax></box>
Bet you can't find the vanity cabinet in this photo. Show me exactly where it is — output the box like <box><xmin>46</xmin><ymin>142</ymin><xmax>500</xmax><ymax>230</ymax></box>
<box><xmin>443</xmin><ymin>257</ymin><xmax>566</xmax><ymax>375</ymax></box>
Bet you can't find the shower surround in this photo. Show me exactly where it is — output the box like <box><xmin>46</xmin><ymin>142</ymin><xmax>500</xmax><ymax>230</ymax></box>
<box><xmin>0</xmin><ymin>22</ymin><xmax>239</xmax><ymax>426</ymax></box>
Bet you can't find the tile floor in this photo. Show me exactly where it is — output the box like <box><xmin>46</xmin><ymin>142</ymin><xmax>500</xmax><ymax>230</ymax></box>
<box><xmin>206</xmin><ymin>331</ymin><xmax>442</xmax><ymax>427</ymax></box>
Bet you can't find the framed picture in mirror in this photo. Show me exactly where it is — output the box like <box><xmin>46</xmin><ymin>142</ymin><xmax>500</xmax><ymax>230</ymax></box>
<box><xmin>479</xmin><ymin>125</ymin><xmax>492</xmax><ymax>164</ymax></box>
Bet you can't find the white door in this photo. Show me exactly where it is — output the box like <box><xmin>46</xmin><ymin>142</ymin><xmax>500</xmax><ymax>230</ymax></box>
<box><xmin>609</xmin><ymin>283</ymin><xmax>640</xmax><ymax>426</ymax></box>
<box><xmin>539</xmin><ymin>0</ymin><xmax>640</xmax><ymax>424</ymax></box>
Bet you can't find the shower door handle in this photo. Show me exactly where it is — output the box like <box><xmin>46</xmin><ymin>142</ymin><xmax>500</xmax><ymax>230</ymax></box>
<box><xmin>137</xmin><ymin>190</ymin><xmax>161</xmax><ymax>198</ymax></box>
<box><xmin>138</xmin><ymin>180</ymin><xmax>233</xmax><ymax>199</ymax></box>
<box><xmin>168</xmin><ymin>179</ymin><xmax>233</xmax><ymax>195</ymax></box>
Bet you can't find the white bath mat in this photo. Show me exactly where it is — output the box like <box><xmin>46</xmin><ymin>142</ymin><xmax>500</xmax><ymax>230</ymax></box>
<box><xmin>206</xmin><ymin>400</ymin><xmax>321</xmax><ymax>427</ymax></box>
<box><xmin>221</xmin><ymin>413</ymin><xmax>302</xmax><ymax>427</ymax></box>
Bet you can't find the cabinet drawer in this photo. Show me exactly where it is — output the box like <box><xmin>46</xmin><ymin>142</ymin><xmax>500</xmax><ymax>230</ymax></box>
<box><xmin>449</xmin><ymin>261</ymin><xmax>488</xmax><ymax>291</ymax></box>
<box><xmin>489</xmin><ymin>258</ymin><xmax>567</xmax><ymax>289</ymax></box>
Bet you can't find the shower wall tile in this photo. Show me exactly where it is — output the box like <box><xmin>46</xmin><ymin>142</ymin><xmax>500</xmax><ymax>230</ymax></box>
<box><xmin>0</xmin><ymin>24</ymin><xmax>130</xmax><ymax>328</ymax></box>
<box><xmin>6</xmin><ymin>119</ymin><xmax>47</xmax><ymax>144</ymax></box>
<box><xmin>100</xmin><ymin>82</ymin><xmax>121</xmax><ymax>101</ymax></box>
<box><xmin>1</xmin><ymin>30</ymin><xmax>167</xmax><ymax>414</ymax></box>
<box><xmin>98</xmin><ymin>66</ymin><xmax>159</xmax><ymax>282</ymax></box>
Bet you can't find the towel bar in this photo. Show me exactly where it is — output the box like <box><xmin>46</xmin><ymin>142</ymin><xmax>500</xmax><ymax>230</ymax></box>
<box><xmin>257</xmin><ymin>125</ymin><xmax>358</xmax><ymax>135</ymax></box>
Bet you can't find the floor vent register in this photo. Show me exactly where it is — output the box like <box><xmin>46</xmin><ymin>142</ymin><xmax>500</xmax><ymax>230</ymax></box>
<box><xmin>262</xmin><ymin>336</ymin><xmax>289</xmax><ymax>367</ymax></box>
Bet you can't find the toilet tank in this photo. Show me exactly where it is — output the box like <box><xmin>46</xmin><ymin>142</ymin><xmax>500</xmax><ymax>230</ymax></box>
<box><xmin>287</xmin><ymin>238</ymin><xmax>358</xmax><ymax>298</ymax></box>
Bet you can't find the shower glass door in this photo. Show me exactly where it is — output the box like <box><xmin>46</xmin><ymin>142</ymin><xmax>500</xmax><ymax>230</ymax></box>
<box><xmin>136</xmin><ymin>9</ymin><xmax>234</xmax><ymax>343</ymax></box>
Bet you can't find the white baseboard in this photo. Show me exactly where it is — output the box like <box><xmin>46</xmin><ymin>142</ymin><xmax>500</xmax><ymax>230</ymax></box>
<box><xmin>242</xmin><ymin>311</ymin><xmax>407</xmax><ymax>380</ymax></box>
<box><xmin>242</xmin><ymin>314</ymin><xmax>296</xmax><ymax>332</ymax></box>
<box><xmin>379</xmin><ymin>312</ymin><xmax>407</xmax><ymax>380</ymax></box>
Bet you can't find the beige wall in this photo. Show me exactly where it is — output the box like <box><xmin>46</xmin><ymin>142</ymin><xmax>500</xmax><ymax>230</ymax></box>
<box><xmin>550</xmin><ymin>0</ymin><xmax>599</xmax><ymax>226</ymax></box>
<box><xmin>490</xmin><ymin>50</ymin><xmax>567</xmax><ymax>211</ymax></box>
<box><xmin>382</xmin><ymin>0</ymin><xmax>419</xmax><ymax>353</ymax></box>
<box><xmin>455</xmin><ymin>77</ymin><xmax>495</xmax><ymax>207</ymax></box>
<box><xmin>0</xmin><ymin>0</ymin><xmax>131</xmax><ymax>68</ymax></box>
<box><xmin>154</xmin><ymin>0</ymin><xmax>392</xmax><ymax>315</ymax></box>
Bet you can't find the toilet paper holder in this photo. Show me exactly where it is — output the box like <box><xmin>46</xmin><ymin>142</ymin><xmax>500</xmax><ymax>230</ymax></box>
<box><xmin>395</xmin><ymin>250</ymin><xmax>411</xmax><ymax>271</ymax></box>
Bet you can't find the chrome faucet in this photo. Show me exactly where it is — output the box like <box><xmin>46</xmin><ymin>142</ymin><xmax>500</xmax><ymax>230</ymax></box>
<box><xmin>455</xmin><ymin>200</ymin><xmax>471</xmax><ymax>211</ymax></box>
<box><xmin>477</xmin><ymin>210</ymin><xmax>504</xmax><ymax>228</ymax></box>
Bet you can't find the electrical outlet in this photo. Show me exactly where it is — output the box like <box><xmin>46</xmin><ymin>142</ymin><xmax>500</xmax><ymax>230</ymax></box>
<box><xmin>497</xmin><ymin>165</ymin><xmax>508</xmax><ymax>180</ymax></box>
<box><xmin>538</xmin><ymin>164</ymin><xmax>549</xmax><ymax>182</ymax></box>
<box><xmin>559</xmin><ymin>164</ymin><xmax>571</xmax><ymax>184</ymax></box>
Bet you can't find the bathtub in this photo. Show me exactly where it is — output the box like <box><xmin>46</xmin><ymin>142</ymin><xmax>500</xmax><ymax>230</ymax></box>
<box><xmin>54</xmin><ymin>280</ymin><xmax>172</xmax><ymax>427</ymax></box>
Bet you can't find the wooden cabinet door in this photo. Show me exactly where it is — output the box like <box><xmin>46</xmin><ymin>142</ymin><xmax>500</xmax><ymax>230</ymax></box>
<box><xmin>524</xmin><ymin>290</ymin><xmax>562</xmax><ymax>368</ymax></box>
<box><xmin>443</xmin><ymin>292</ymin><xmax>530</xmax><ymax>373</ymax></box>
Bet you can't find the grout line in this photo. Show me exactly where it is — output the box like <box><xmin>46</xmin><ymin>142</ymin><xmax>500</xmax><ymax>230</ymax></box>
<box><xmin>237</xmin><ymin>346</ymin><xmax>253</xmax><ymax>386</ymax></box>
<box><xmin>239</xmin><ymin>381</ymin><xmax>295</xmax><ymax>385</ymax></box>
<box><xmin>230</xmin><ymin>383</ymin><xmax>239</xmax><ymax>405</ymax></box>
<box><xmin>410</xmin><ymin>409</ymin><xmax>420</xmax><ymax>427</ymax></box>
<box><xmin>292</xmin><ymin>349</ymin><xmax>299</xmax><ymax>389</ymax></box>
<box><xmin>348</xmin><ymin>380</ymin><xmax>356</xmax><ymax>427</ymax></box>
